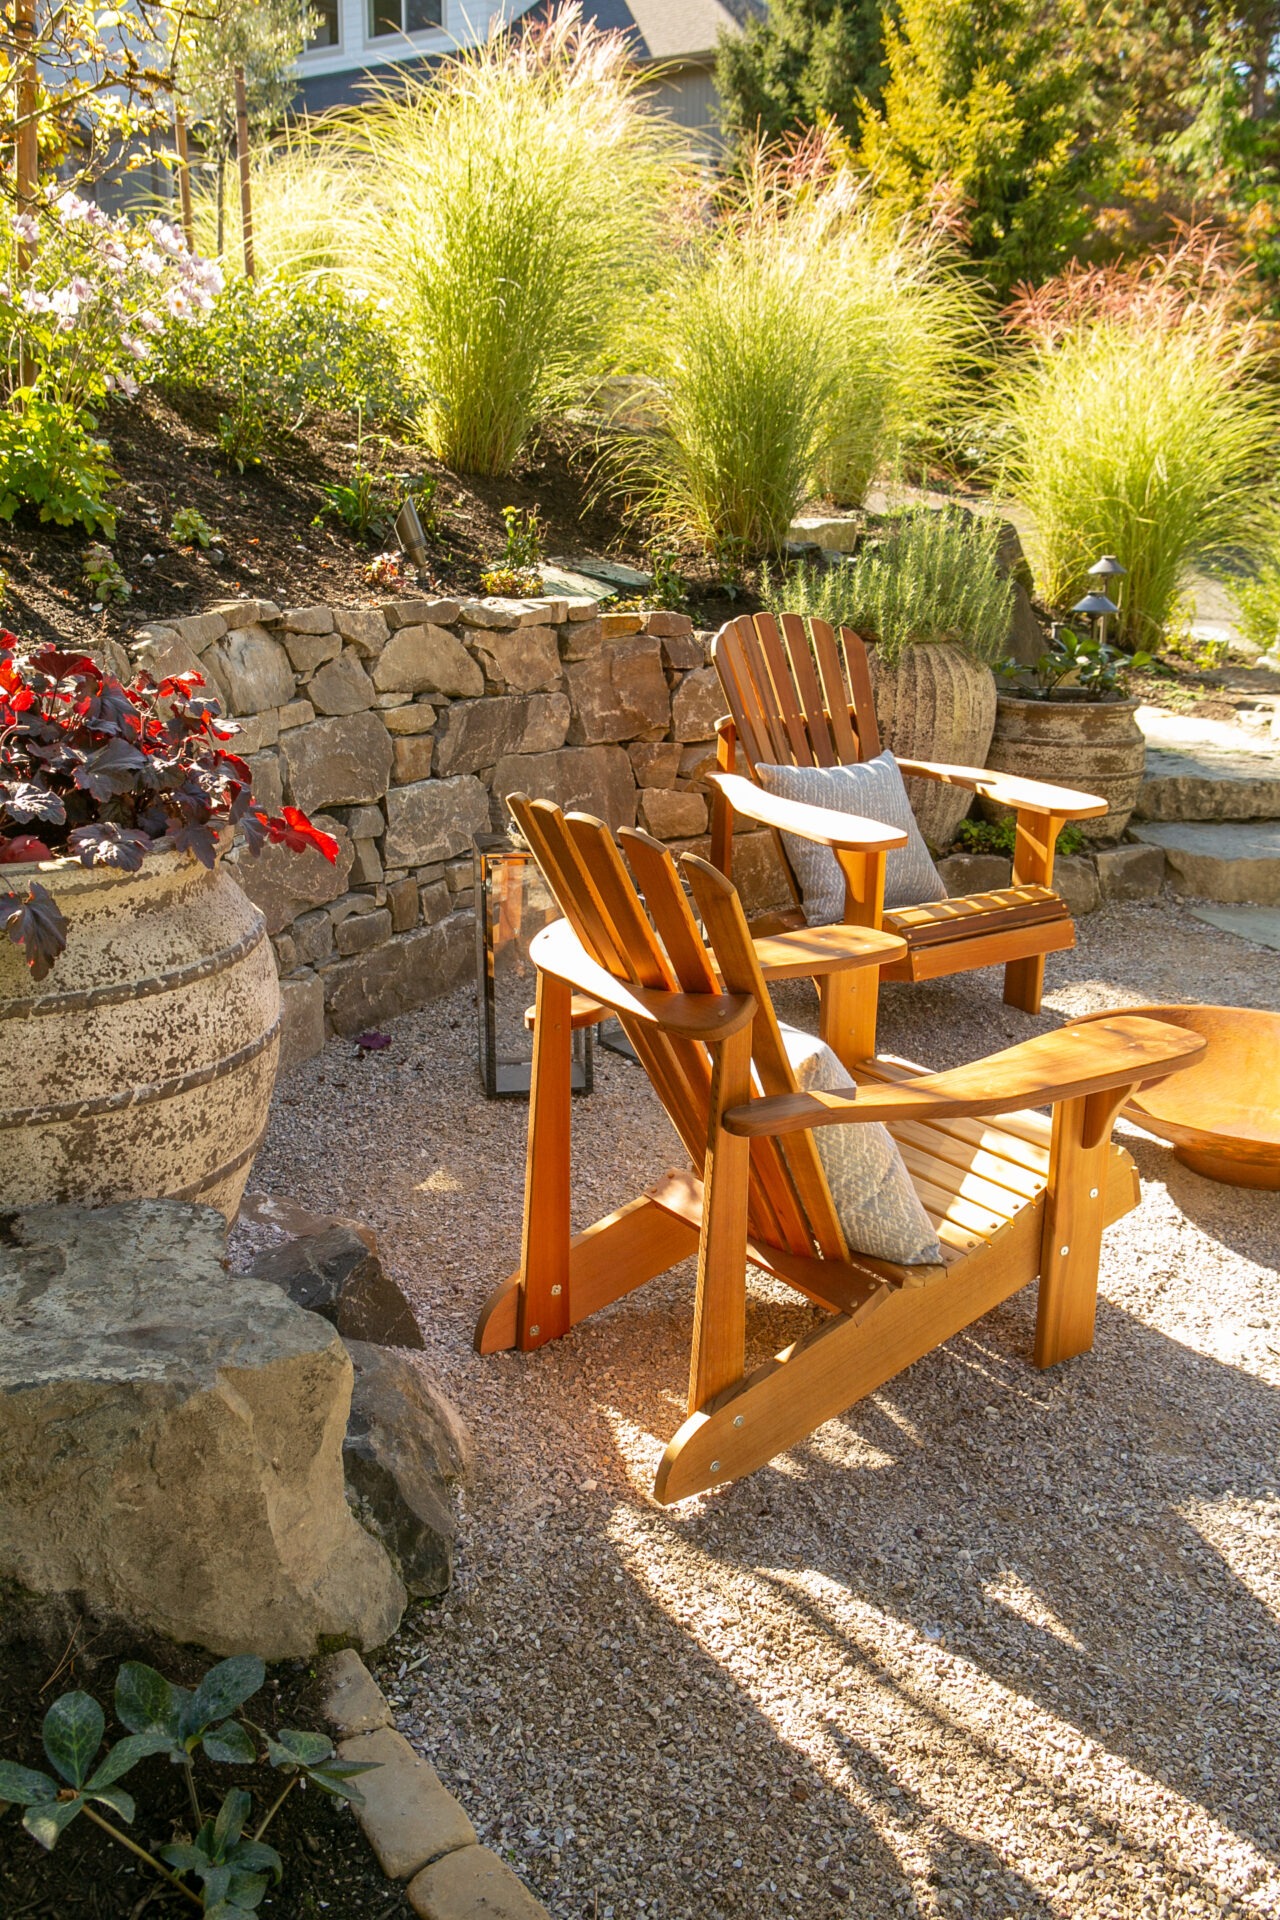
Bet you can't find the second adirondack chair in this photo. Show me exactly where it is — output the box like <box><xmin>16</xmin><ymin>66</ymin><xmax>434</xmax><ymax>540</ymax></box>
<box><xmin>475</xmin><ymin>797</ymin><xmax>1202</xmax><ymax>1503</ymax></box>
<box><xmin>709</xmin><ymin>611</ymin><xmax>1110</xmax><ymax>1016</ymax></box>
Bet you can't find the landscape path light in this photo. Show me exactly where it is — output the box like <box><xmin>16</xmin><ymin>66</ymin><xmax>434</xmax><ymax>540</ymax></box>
<box><xmin>1072</xmin><ymin>554</ymin><xmax>1127</xmax><ymax>648</ymax></box>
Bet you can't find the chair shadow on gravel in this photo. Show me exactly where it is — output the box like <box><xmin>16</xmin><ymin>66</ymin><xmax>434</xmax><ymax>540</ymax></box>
<box><xmin>668</xmin><ymin>1293</ymin><xmax>1280</xmax><ymax>1888</ymax></box>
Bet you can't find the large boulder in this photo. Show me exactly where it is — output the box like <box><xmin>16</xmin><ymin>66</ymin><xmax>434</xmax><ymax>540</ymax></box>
<box><xmin>0</xmin><ymin>1202</ymin><xmax>406</xmax><ymax>1659</ymax></box>
<box><xmin>343</xmin><ymin>1343</ymin><xmax>471</xmax><ymax>1599</ymax></box>
<box><xmin>373</xmin><ymin>624</ymin><xmax>483</xmax><ymax>698</ymax></box>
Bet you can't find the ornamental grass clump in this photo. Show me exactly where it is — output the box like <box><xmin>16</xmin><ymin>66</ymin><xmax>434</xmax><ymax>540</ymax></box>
<box><xmin>997</xmin><ymin>235</ymin><xmax>1280</xmax><ymax>649</ymax></box>
<box><xmin>620</xmin><ymin>132</ymin><xmax>978</xmax><ymax>557</ymax></box>
<box><xmin>764</xmin><ymin>508</ymin><xmax>1013</xmax><ymax>666</ymax></box>
<box><xmin>0</xmin><ymin>637</ymin><xmax>337</xmax><ymax>978</ymax></box>
<box><xmin>310</xmin><ymin>4</ymin><xmax>684</xmax><ymax>475</ymax></box>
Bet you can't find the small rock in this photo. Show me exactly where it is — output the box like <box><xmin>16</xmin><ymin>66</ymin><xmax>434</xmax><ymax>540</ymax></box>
<box><xmin>248</xmin><ymin>1222</ymin><xmax>425</xmax><ymax>1350</ymax></box>
<box><xmin>321</xmin><ymin>1648</ymin><xmax>394</xmax><ymax>1740</ymax></box>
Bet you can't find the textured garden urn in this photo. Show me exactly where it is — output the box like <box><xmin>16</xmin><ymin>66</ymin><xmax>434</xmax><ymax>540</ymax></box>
<box><xmin>982</xmin><ymin>693</ymin><xmax>1145</xmax><ymax>842</ymax></box>
<box><xmin>867</xmin><ymin>643</ymin><xmax>998</xmax><ymax>851</ymax></box>
<box><xmin>0</xmin><ymin>842</ymin><xmax>280</xmax><ymax>1220</ymax></box>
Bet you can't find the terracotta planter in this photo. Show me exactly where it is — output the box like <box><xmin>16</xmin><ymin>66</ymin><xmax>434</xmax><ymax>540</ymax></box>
<box><xmin>982</xmin><ymin>694</ymin><xmax>1144</xmax><ymax>843</ymax></box>
<box><xmin>867</xmin><ymin>643</ymin><xmax>997</xmax><ymax>851</ymax></box>
<box><xmin>0</xmin><ymin>841</ymin><xmax>280</xmax><ymax>1220</ymax></box>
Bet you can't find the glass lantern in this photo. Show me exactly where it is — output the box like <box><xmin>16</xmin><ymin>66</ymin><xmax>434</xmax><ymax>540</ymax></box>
<box><xmin>473</xmin><ymin>832</ymin><xmax>594</xmax><ymax>1099</ymax></box>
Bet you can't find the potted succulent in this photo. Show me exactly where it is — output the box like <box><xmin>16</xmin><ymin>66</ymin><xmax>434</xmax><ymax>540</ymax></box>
<box><xmin>985</xmin><ymin>626</ymin><xmax>1151</xmax><ymax>841</ymax></box>
<box><xmin>0</xmin><ymin>636</ymin><xmax>337</xmax><ymax>1218</ymax></box>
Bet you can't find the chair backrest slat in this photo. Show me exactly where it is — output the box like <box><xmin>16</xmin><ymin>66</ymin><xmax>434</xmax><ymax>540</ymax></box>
<box><xmin>682</xmin><ymin>857</ymin><xmax>850</xmax><ymax>1263</ymax></box>
<box><xmin>810</xmin><ymin>619</ymin><xmax>861</xmax><ymax>765</ymax></box>
<box><xmin>510</xmin><ymin>796</ymin><xmax>846</xmax><ymax>1263</ymax></box>
<box><xmin>777</xmin><ymin>614</ymin><xmax>838</xmax><ymax>765</ymax></box>
<box><xmin>714</xmin><ymin>613</ymin><xmax>882</xmax><ymax>774</ymax></box>
<box><xmin>754</xmin><ymin>614</ymin><xmax>813</xmax><ymax>766</ymax></box>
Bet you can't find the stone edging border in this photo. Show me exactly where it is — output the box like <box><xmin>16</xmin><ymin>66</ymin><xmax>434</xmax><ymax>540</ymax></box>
<box><xmin>321</xmin><ymin>1649</ymin><xmax>550</xmax><ymax>1920</ymax></box>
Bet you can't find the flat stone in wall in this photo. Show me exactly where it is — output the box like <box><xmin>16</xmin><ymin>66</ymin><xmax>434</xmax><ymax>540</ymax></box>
<box><xmin>281</xmin><ymin>712</ymin><xmax>395</xmax><ymax>814</ymax></box>
<box><xmin>490</xmin><ymin>745</ymin><xmax>636</xmax><ymax>830</ymax></box>
<box><xmin>322</xmin><ymin>915</ymin><xmax>474</xmax><ymax>1037</ymax></box>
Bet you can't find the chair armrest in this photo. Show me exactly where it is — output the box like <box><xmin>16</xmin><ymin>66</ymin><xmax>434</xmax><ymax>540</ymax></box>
<box><xmin>894</xmin><ymin>759</ymin><xmax>1108</xmax><ymax>821</ymax></box>
<box><xmin>752</xmin><ymin>923</ymin><xmax>906</xmax><ymax>980</ymax></box>
<box><xmin>706</xmin><ymin>771</ymin><xmax>909</xmax><ymax>853</ymax></box>
<box><xmin>530</xmin><ymin>919</ymin><xmax>755</xmax><ymax>1041</ymax></box>
<box><xmin>723</xmin><ymin>1015</ymin><xmax>1205</xmax><ymax>1136</ymax></box>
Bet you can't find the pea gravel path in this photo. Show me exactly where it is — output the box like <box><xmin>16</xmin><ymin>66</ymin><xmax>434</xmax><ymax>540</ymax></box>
<box><xmin>242</xmin><ymin>897</ymin><xmax>1279</xmax><ymax>1920</ymax></box>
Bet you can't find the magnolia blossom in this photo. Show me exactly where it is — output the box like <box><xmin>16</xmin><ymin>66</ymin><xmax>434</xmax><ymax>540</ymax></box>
<box><xmin>69</xmin><ymin>275</ymin><xmax>95</xmax><ymax>303</ymax></box>
<box><xmin>98</xmin><ymin>237</ymin><xmax>130</xmax><ymax>273</ymax></box>
<box><xmin>134</xmin><ymin>308</ymin><xmax>164</xmax><ymax>335</ymax></box>
<box><xmin>10</xmin><ymin>213</ymin><xmax>38</xmax><ymax>247</ymax></box>
<box><xmin>121</xmin><ymin>334</ymin><xmax>149</xmax><ymax>360</ymax></box>
<box><xmin>19</xmin><ymin>287</ymin><xmax>52</xmax><ymax>314</ymax></box>
<box><xmin>54</xmin><ymin>192</ymin><xmax>94</xmax><ymax>226</ymax></box>
<box><xmin>137</xmin><ymin>246</ymin><xmax>166</xmax><ymax>278</ymax></box>
<box><xmin>164</xmin><ymin>285</ymin><xmax>192</xmax><ymax>318</ymax></box>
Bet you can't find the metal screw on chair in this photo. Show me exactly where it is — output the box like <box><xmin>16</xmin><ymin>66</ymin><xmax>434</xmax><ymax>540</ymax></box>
<box><xmin>1090</xmin><ymin>1187</ymin><xmax>1099</xmax><ymax>1198</ymax></box>
<box><xmin>529</xmin><ymin>1325</ymin><xmax>540</xmax><ymax>1338</ymax></box>
<box><xmin>551</xmin><ymin>1284</ymin><xmax>562</xmax><ymax>1296</ymax></box>
<box><xmin>710</xmin><ymin>1461</ymin><xmax>720</xmax><ymax>1474</ymax></box>
<box><xmin>733</xmin><ymin>1415</ymin><xmax>744</xmax><ymax>1428</ymax></box>
<box><xmin>1060</xmin><ymin>1247</ymin><xmax>1069</xmax><ymax>1257</ymax></box>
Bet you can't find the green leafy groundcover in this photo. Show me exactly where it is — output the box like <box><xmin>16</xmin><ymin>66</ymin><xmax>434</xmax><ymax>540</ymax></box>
<box><xmin>0</xmin><ymin>1653</ymin><xmax>377</xmax><ymax>1920</ymax></box>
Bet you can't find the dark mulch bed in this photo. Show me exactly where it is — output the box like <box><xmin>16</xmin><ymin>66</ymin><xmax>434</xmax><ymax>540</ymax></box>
<box><xmin>0</xmin><ymin>1603</ymin><xmax>410</xmax><ymax>1920</ymax></box>
<box><xmin>0</xmin><ymin>392</ymin><xmax>750</xmax><ymax>650</ymax></box>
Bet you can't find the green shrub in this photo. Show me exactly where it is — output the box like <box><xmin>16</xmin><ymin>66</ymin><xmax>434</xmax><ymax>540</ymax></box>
<box><xmin>154</xmin><ymin>274</ymin><xmax>409</xmax><ymax>437</ymax></box>
<box><xmin>953</xmin><ymin>815</ymin><xmax>1085</xmax><ymax>857</ymax></box>
<box><xmin>997</xmin><ymin>249</ymin><xmax>1279</xmax><ymax>649</ymax></box>
<box><xmin>1235</xmin><ymin>557</ymin><xmax>1280</xmax><ymax>655</ymax></box>
<box><xmin>307</xmin><ymin>10</ymin><xmax>684</xmax><ymax>475</ymax></box>
<box><xmin>763</xmin><ymin>508</ymin><xmax>1013</xmax><ymax>665</ymax></box>
<box><xmin>0</xmin><ymin>398</ymin><xmax>119</xmax><ymax>535</ymax></box>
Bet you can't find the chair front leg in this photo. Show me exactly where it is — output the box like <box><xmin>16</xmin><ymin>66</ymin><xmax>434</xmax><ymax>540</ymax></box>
<box><xmin>1005</xmin><ymin>808</ymin><xmax>1066</xmax><ymax>1015</ymax></box>
<box><xmin>517</xmin><ymin>968</ymin><xmax>574</xmax><ymax>1350</ymax></box>
<box><xmin>1034</xmin><ymin>1085</ymin><xmax>1128</xmax><ymax>1368</ymax></box>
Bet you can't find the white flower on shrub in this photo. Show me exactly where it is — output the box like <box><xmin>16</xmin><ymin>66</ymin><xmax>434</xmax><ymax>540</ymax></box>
<box><xmin>11</xmin><ymin>213</ymin><xmax>38</xmax><ymax>246</ymax></box>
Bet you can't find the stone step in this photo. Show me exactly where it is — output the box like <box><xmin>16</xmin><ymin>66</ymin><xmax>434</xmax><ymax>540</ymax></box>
<box><xmin>1135</xmin><ymin>705</ymin><xmax>1280</xmax><ymax>822</ymax></box>
<box><xmin>1129</xmin><ymin>820</ymin><xmax>1280</xmax><ymax>904</ymax></box>
<box><xmin>1188</xmin><ymin>904</ymin><xmax>1280</xmax><ymax>952</ymax></box>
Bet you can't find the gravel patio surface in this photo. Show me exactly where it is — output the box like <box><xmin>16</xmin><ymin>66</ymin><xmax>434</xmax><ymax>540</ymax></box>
<box><xmin>245</xmin><ymin>896</ymin><xmax>1279</xmax><ymax>1920</ymax></box>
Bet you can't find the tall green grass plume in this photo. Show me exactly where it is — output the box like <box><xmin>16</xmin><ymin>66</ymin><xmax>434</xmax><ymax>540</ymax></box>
<box><xmin>310</xmin><ymin>5</ymin><xmax>686</xmax><ymax>475</ymax></box>
<box><xmin>996</xmin><ymin>238</ymin><xmax>1279</xmax><ymax>650</ymax></box>
<box><xmin>763</xmin><ymin>508</ymin><xmax>1013</xmax><ymax>666</ymax></box>
<box><xmin>616</xmin><ymin>131</ymin><xmax>979</xmax><ymax>558</ymax></box>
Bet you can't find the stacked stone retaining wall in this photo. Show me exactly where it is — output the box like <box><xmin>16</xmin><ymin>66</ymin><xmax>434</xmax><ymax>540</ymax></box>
<box><xmin>125</xmin><ymin>593</ymin><xmax>787</xmax><ymax>1067</ymax></box>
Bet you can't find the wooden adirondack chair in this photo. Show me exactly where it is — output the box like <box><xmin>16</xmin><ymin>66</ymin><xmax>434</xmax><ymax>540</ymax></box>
<box><xmin>709</xmin><ymin>611</ymin><xmax>1110</xmax><ymax>1016</ymax></box>
<box><xmin>475</xmin><ymin>797</ymin><xmax>1202</xmax><ymax>1504</ymax></box>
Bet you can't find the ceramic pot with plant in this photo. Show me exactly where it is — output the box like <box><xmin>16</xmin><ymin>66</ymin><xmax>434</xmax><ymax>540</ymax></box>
<box><xmin>766</xmin><ymin>508</ymin><xmax>1013</xmax><ymax>849</ymax></box>
<box><xmin>983</xmin><ymin>627</ymin><xmax>1151</xmax><ymax>842</ymax></box>
<box><xmin>0</xmin><ymin>636</ymin><xmax>339</xmax><ymax>1218</ymax></box>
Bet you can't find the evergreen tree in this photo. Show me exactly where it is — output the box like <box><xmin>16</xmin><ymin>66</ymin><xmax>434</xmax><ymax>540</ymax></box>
<box><xmin>858</xmin><ymin>0</ymin><xmax>1105</xmax><ymax>294</ymax></box>
<box><xmin>716</xmin><ymin>0</ymin><xmax>888</xmax><ymax>147</ymax></box>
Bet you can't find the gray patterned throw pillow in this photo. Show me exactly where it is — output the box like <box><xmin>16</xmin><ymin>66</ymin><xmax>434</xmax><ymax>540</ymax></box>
<box><xmin>774</xmin><ymin>1024</ymin><xmax>942</xmax><ymax>1266</ymax></box>
<box><xmin>756</xmin><ymin>751</ymin><xmax>946</xmax><ymax>926</ymax></box>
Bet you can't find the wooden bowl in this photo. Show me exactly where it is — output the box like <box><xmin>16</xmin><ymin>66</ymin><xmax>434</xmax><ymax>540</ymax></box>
<box><xmin>1078</xmin><ymin>1004</ymin><xmax>1280</xmax><ymax>1189</ymax></box>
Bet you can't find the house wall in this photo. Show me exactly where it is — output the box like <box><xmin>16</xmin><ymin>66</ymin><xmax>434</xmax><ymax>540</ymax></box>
<box><xmin>120</xmin><ymin>594</ymin><xmax>788</xmax><ymax>1070</ymax></box>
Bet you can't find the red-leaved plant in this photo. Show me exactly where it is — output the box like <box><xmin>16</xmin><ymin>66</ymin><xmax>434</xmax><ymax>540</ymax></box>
<box><xmin>0</xmin><ymin>634</ymin><xmax>338</xmax><ymax>979</ymax></box>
